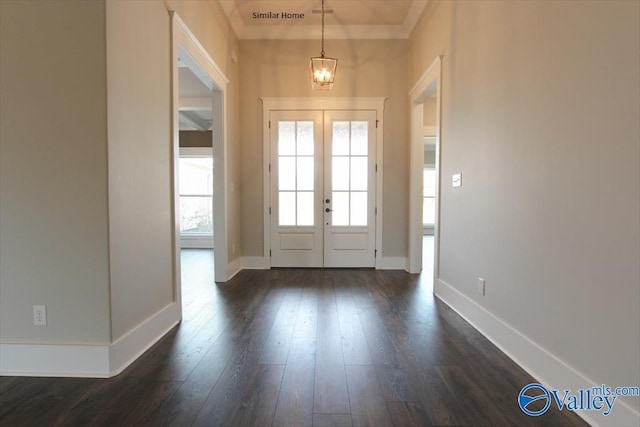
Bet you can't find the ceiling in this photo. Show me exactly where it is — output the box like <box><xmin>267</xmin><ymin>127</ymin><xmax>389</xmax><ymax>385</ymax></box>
<box><xmin>219</xmin><ymin>0</ymin><xmax>429</xmax><ymax>39</ymax></box>
<box><xmin>179</xmin><ymin>1</ymin><xmax>431</xmax><ymax>130</ymax></box>
<box><xmin>178</xmin><ymin>61</ymin><xmax>213</xmax><ymax>131</ymax></box>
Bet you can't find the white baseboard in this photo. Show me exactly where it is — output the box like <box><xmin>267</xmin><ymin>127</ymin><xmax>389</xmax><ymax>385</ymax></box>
<box><xmin>0</xmin><ymin>302</ymin><xmax>180</xmax><ymax>378</ymax></box>
<box><xmin>224</xmin><ymin>256</ymin><xmax>404</xmax><ymax>271</ymax></box>
<box><xmin>226</xmin><ymin>256</ymin><xmax>242</xmax><ymax>280</ymax></box>
<box><xmin>109</xmin><ymin>301</ymin><xmax>181</xmax><ymax>376</ymax></box>
<box><xmin>434</xmin><ymin>278</ymin><xmax>640</xmax><ymax>427</ymax></box>
<box><xmin>0</xmin><ymin>343</ymin><xmax>111</xmax><ymax>377</ymax></box>
<box><xmin>377</xmin><ymin>256</ymin><xmax>408</xmax><ymax>270</ymax></box>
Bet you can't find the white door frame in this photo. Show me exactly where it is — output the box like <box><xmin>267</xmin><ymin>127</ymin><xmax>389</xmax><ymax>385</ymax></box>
<box><xmin>409</xmin><ymin>56</ymin><xmax>442</xmax><ymax>276</ymax></box>
<box><xmin>261</xmin><ymin>97</ymin><xmax>385</xmax><ymax>269</ymax></box>
<box><xmin>170</xmin><ymin>11</ymin><xmax>230</xmax><ymax>298</ymax></box>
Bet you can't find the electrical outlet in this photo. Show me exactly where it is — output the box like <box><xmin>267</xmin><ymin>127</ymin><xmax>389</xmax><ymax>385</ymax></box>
<box><xmin>477</xmin><ymin>278</ymin><xmax>485</xmax><ymax>296</ymax></box>
<box><xmin>33</xmin><ymin>305</ymin><xmax>47</xmax><ymax>326</ymax></box>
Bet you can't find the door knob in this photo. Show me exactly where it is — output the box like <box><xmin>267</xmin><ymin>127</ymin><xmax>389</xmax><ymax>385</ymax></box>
<box><xmin>325</xmin><ymin>208</ymin><xmax>333</xmax><ymax>212</ymax></box>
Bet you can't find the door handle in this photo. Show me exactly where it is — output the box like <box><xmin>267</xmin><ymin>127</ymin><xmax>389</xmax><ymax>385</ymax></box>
<box><xmin>325</xmin><ymin>208</ymin><xmax>333</xmax><ymax>213</ymax></box>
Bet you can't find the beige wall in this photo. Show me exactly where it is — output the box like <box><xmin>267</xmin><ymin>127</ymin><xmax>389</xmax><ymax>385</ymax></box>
<box><xmin>106</xmin><ymin>0</ymin><xmax>174</xmax><ymax>341</ymax></box>
<box><xmin>239</xmin><ymin>39</ymin><xmax>409</xmax><ymax>257</ymax></box>
<box><xmin>1</xmin><ymin>0</ymin><xmax>240</xmax><ymax>351</ymax></box>
<box><xmin>423</xmin><ymin>96</ymin><xmax>437</xmax><ymax>127</ymax></box>
<box><xmin>0</xmin><ymin>0</ymin><xmax>111</xmax><ymax>344</ymax></box>
<box><xmin>410</xmin><ymin>0</ymin><xmax>640</xmax><ymax>413</ymax></box>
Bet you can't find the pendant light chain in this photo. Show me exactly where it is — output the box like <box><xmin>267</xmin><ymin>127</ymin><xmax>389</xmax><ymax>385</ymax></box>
<box><xmin>321</xmin><ymin>0</ymin><xmax>325</xmax><ymax>57</ymax></box>
<box><xmin>309</xmin><ymin>0</ymin><xmax>337</xmax><ymax>90</ymax></box>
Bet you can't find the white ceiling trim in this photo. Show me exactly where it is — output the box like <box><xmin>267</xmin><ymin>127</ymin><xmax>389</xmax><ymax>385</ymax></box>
<box><xmin>219</xmin><ymin>1</ymin><xmax>428</xmax><ymax>40</ymax></box>
<box><xmin>403</xmin><ymin>0</ymin><xmax>428</xmax><ymax>37</ymax></box>
<box><xmin>241</xmin><ymin>24</ymin><xmax>409</xmax><ymax>40</ymax></box>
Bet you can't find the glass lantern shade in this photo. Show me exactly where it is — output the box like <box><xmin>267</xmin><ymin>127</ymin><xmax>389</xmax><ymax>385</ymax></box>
<box><xmin>309</xmin><ymin>56</ymin><xmax>338</xmax><ymax>90</ymax></box>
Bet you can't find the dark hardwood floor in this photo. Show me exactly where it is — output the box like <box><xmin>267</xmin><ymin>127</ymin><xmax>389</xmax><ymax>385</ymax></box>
<box><xmin>0</xmin><ymin>247</ymin><xmax>588</xmax><ymax>426</ymax></box>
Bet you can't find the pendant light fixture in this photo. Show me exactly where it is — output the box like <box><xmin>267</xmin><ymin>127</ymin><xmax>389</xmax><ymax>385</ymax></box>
<box><xmin>309</xmin><ymin>0</ymin><xmax>337</xmax><ymax>90</ymax></box>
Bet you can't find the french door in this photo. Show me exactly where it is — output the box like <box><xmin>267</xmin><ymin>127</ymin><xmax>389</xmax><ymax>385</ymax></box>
<box><xmin>270</xmin><ymin>110</ymin><xmax>377</xmax><ymax>267</ymax></box>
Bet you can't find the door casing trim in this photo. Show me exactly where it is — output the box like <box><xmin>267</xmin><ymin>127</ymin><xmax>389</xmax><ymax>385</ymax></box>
<box><xmin>261</xmin><ymin>97</ymin><xmax>386</xmax><ymax>269</ymax></box>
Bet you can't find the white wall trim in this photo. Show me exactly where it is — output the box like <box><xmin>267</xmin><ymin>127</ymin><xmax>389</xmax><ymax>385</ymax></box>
<box><xmin>171</xmin><ymin>13</ymin><xmax>228</xmax><ymax>86</ymax></box>
<box><xmin>377</xmin><ymin>257</ymin><xmax>408</xmax><ymax>270</ymax></box>
<box><xmin>409</xmin><ymin>56</ymin><xmax>442</xmax><ymax>276</ymax></box>
<box><xmin>434</xmin><ymin>278</ymin><xmax>640</xmax><ymax>427</ymax></box>
<box><xmin>180</xmin><ymin>235</ymin><xmax>214</xmax><ymax>249</ymax></box>
<box><xmin>226</xmin><ymin>256</ymin><xmax>242</xmax><ymax>281</ymax></box>
<box><xmin>0</xmin><ymin>344</ymin><xmax>111</xmax><ymax>377</ymax></box>
<box><xmin>0</xmin><ymin>302</ymin><xmax>180</xmax><ymax>378</ymax></box>
<box><xmin>108</xmin><ymin>302</ymin><xmax>180</xmax><ymax>376</ymax></box>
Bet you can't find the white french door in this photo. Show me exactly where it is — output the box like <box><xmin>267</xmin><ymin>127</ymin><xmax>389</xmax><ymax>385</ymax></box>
<box><xmin>270</xmin><ymin>110</ymin><xmax>377</xmax><ymax>267</ymax></box>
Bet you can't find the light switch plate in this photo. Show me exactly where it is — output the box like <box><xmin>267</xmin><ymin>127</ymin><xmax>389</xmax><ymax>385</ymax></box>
<box><xmin>452</xmin><ymin>173</ymin><xmax>462</xmax><ymax>187</ymax></box>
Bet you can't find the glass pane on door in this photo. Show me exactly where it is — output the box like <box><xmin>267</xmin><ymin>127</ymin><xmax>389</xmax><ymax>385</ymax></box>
<box><xmin>330</xmin><ymin>121</ymin><xmax>369</xmax><ymax>226</ymax></box>
<box><xmin>278</xmin><ymin>121</ymin><xmax>315</xmax><ymax>226</ymax></box>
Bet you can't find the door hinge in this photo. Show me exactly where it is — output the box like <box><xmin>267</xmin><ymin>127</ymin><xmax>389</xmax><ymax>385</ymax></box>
<box><xmin>375</xmin><ymin>164</ymin><xmax>378</xmax><ymax>172</ymax></box>
<box><xmin>269</xmin><ymin>163</ymin><xmax>271</xmax><ymax>172</ymax></box>
<box><xmin>375</xmin><ymin>249</ymin><xmax>378</xmax><ymax>257</ymax></box>
<box><xmin>269</xmin><ymin>120</ymin><xmax>271</xmax><ymax>129</ymax></box>
<box><xmin>270</xmin><ymin>250</ymin><xmax>272</xmax><ymax>257</ymax></box>
<box><xmin>269</xmin><ymin>207</ymin><xmax>272</xmax><ymax>215</ymax></box>
<box><xmin>376</xmin><ymin>119</ymin><xmax>379</xmax><ymax>128</ymax></box>
<box><xmin>375</xmin><ymin>207</ymin><xmax>377</xmax><ymax>215</ymax></box>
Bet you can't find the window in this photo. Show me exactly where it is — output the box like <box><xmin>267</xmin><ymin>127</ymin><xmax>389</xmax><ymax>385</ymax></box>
<box><xmin>179</xmin><ymin>153</ymin><xmax>213</xmax><ymax>236</ymax></box>
<box><xmin>423</xmin><ymin>168</ymin><xmax>436</xmax><ymax>226</ymax></box>
<box><xmin>277</xmin><ymin>121</ymin><xmax>315</xmax><ymax>226</ymax></box>
<box><xmin>331</xmin><ymin>121</ymin><xmax>368</xmax><ymax>226</ymax></box>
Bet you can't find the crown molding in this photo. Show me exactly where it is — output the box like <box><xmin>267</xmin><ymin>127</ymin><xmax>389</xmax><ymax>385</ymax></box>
<box><xmin>219</xmin><ymin>0</ymin><xmax>428</xmax><ymax>40</ymax></box>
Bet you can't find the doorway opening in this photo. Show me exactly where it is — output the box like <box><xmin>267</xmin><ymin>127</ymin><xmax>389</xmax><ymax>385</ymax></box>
<box><xmin>171</xmin><ymin>11</ymin><xmax>230</xmax><ymax>321</ymax></box>
<box><xmin>409</xmin><ymin>57</ymin><xmax>441</xmax><ymax>292</ymax></box>
<box><xmin>178</xmin><ymin>148</ymin><xmax>214</xmax><ymax>249</ymax></box>
<box><xmin>176</xmin><ymin>45</ymin><xmax>215</xmax><ymax>251</ymax></box>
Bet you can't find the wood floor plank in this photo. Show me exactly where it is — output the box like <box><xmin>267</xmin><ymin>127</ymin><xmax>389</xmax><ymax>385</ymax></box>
<box><xmin>192</xmin><ymin>281</ymin><xmax>289</xmax><ymax>425</ymax></box>
<box><xmin>147</xmin><ymin>334</ymin><xmax>234</xmax><ymax>426</ymax></box>
<box><xmin>293</xmin><ymin>285</ymin><xmax>319</xmax><ymax>338</ymax></box>
<box><xmin>314</xmin><ymin>274</ymin><xmax>351</xmax><ymax>414</ymax></box>
<box><xmin>117</xmin><ymin>380</ymin><xmax>181</xmax><ymax>426</ymax></box>
<box><xmin>192</xmin><ymin>363</ymin><xmax>284</xmax><ymax>426</ymax></box>
<box><xmin>354</xmin><ymin>305</ymin><xmax>417</xmax><ymax>402</ymax></box>
<box><xmin>345</xmin><ymin>364</ymin><xmax>393</xmax><ymax>427</ymax></box>
<box><xmin>272</xmin><ymin>336</ymin><xmax>316</xmax><ymax>427</ymax></box>
<box><xmin>335</xmin><ymin>274</ymin><xmax>372</xmax><ymax>366</ymax></box>
<box><xmin>385</xmin><ymin>401</ymin><xmax>432</xmax><ymax>427</ymax></box>
<box><xmin>259</xmin><ymin>284</ymin><xmax>303</xmax><ymax>364</ymax></box>
<box><xmin>312</xmin><ymin>413</ymin><xmax>353</xmax><ymax>427</ymax></box>
<box><xmin>0</xmin><ymin>378</ymin><xmax>98</xmax><ymax>426</ymax></box>
<box><xmin>437</xmin><ymin>365</ymin><xmax>512</xmax><ymax>427</ymax></box>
